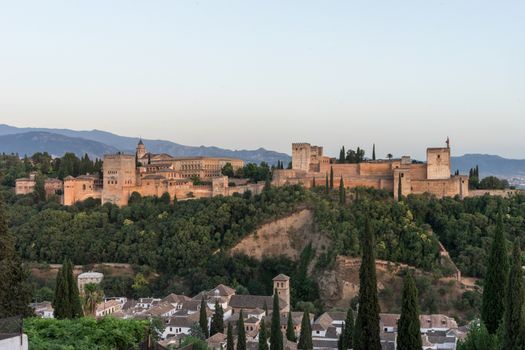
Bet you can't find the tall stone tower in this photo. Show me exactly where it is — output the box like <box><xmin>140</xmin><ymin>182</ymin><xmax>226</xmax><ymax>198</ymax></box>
<box><xmin>136</xmin><ymin>139</ymin><xmax>146</xmax><ymax>160</ymax></box>
<box><xmin>101</xmin><ymin>153</ymin><xmax>137</xmax><ymax>206</ymax></box>
<box><xmin>273</xmin><ymin>274</ymin><xmax>290</xmax><ymax>313</ymax></box>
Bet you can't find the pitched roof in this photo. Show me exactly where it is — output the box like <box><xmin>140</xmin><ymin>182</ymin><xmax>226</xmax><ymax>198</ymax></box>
<box><xmin>229</xmin><ymin>295</ymin><xmax>284</xmax><ymax>311</ymax></box>
<box><xmin>272</xmin><ymin>274</ymin><xmax>290</xmax><ymax>281</ymax></box>
<box><xmin>162</xmin><ymin>293</ymin><xmax>191</xmax><ymax>304</ymax></box>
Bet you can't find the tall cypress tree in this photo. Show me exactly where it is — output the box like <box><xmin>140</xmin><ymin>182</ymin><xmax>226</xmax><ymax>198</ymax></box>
<box><xmin>227</xmin><ymin>323</ymin><xmax>234</xmax><ymax>350</ymax></box>
<box><xmin>259</xmin><ymin>318</ymin><xmax>269</xmax><ymax>350</ymax></box>
<box><xmin>330</xmin><ymin>166</ymin><xmax>334</xmax><ymax>189</ymax></box>
<box><xmin>343</xmin><ymin>308</ymin><xmax>354</xmax><ymax>349</ymax></box>
<box><xmin>372</xmin><ymin>144</ymin><xmax>376</xmax><ymax>161</ymax></box>
<box><xmin>325</xmin><ymin>174</ymin><xmax>329</xmax><ymax>195</ymax></box>
<box><xmin>0</xmin><ymin>194</ymin><xmax>32</xmax><ymax>317</ymax></box>
<box><xmin>312</xmin><ymin>177</ymin><xmax>316</xmax><ymax>188</ymax></box>
<box><xmin>501</xmin><ymin>239</ymin><xmax>525</xmax><ymax>349</ymax></box>
<box><xmin>481</xmin><ymin>214</ymin><xmax>509</xmax><ymax>334</ymax></box>
<box><xmin>286</xmin><ymin>311</ymin><xmax>297</xmax><ymax>342</ymax></box>
<box><xmin>53</xmin><ymin>261</ymin><xmax>69</xmax><ymax>319</ymax></box>
<box><xmin>338</xmin><ymin>324</ymin><xmax>346</xmax><ymax>350</ymax></box>
<box><xmin>353</xmin><ymin>219</ymin><xmax>381</xmax><ymax>350</ymax></box>
<box><xmin>210</xmin><ymin>299</ymin><xmax>224</xmax><ymax>336</ymax></box>
<box><xmin>200</xmin><ymin>297</ymin><xmax>209</xmax><ymax>338</ymax></box>
<box><xmin>270</xmin><ymin>292</ymin><xmax>283</xmax><ymax>350</ymax></box>
<box><xmin>339</xmin><ymin>146</ymin><xmax>346</xmax><ymax>164</ymax></box>
<box><xmin>64</xmin><ymin>260</ymin><xmax>82</xmax><ymax>318</ymax></box>
<box><xmin>298</xmin><ymin>311</ymin><xmax>312</xmax><ymax>350</ymax></box>
<box><xmin>339</xmin><ymin>177</ymin><xmax>346</xmax><ymax>205</ymax></box>
<box><xmin>397</xmin><ymin>175</ymin><xmax>402</xmax><ymax>201</ymax></box>
<box><xmin>237</xmin><ymin>309</ymin><xmax>246</xmax><ymax>350</ymax></box>
<box><xmin>397</xmin><ymin>271</ymin><xmax>422</xmax><ymax>350</ymax></box>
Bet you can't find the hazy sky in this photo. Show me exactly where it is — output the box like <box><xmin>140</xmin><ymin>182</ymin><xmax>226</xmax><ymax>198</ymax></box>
<box><xmin>1</xmin><ymin>1</ymin><xmax>524</xmax><ymax>159</ymax></box>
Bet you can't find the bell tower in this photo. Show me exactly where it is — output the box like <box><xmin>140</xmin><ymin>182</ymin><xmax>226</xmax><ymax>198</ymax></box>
<box><xmin>273</xmin><ymin>274</ymin><xmax>290</xmax><ymax>313</ymax></box>
<box><xmin>136</xmin><ymin>139</ymin><xmax>146</xmax><ymax>160</ymax></box>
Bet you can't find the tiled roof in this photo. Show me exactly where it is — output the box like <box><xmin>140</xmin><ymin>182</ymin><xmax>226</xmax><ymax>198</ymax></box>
<box><xmin>272</xmin><ymin>274</ymin><xmax>290</xmax><ymax>281</ymax></box>
<box><xmin>229</xmin><ymin>295</ymin><xmax>287</xmax><ymax>311</ymax></box>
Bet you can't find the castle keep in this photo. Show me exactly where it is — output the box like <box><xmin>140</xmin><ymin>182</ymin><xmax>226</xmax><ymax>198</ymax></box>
<box><xmin>273</xmin><ymin>140</ymin><xmax>469</xmax><ymax>199</ymax></box>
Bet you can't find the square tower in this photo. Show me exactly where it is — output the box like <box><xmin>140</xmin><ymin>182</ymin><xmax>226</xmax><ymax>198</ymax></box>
<box><xmin>273</xmin><ymin>274</ymin><xmax>290</xmax><ymax>313</ymax></box>
<box><xmin>426</xmin><ymin>147</ymin><xmax>451</xmax><ymax>180</ymax></box>
<box><xmin>292</xmin><ymin>143</ymin><xmax>312</xmax><ymax>172</ymax></box>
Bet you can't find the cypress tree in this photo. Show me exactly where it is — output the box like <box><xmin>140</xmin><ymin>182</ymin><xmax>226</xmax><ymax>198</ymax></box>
<box><xmin>397</xmin><ymin>271</ymin><xmax>422</xmax><ymax>350</ymax></box>
<box><xmin>339</xmin><ymin>147</ymin><xmax>346</xmax><ymax>164</ymax></box>
<box><xmin>210</xmin><ymin>299</ymin><xmax>224</xmax><ymax>336</ymax></box>
<box><xmin>353</xmin><ymin>219</ymin><xmax>381</xmax><ymax>350</ymax></box>
<box><xmin>270</xmin><ymin>292</ymin><xmax>283</xmax><ymax>350</ymax></box>
<box><xmin>325</xmin><ymin>174</ymin><xmax>329</xmax><ymax>195</ymax></box>
<box><xmin>53</xmin><ymin>260</ymin><xmax>70</xmax><ymax>319</ymax></box>
<box><xmin>501</xmin><ymin>239</ymin><xmax>525</xmax><ymax>349</ymax></box>
<box><xmin>264</xmin><ymin>301</ymin><xmax>269</xmax><ymax>316</ymax></box>
<box><xmin>372</xmin><ymin>144</ymin><xmax>376</xmax><ymax>161</ymax></box>
<box><xmin>330</xmin><ymin>166</ymin><xmax>334</xmax><ymax>189</ymax></box>
<box><xmin>64</xmin><ymin>260</ymin><xmax>83</xmax><ymax>318</ymax></box>
<box><xmin>259</xmin><ymin>318</ymin><xmax>269</xmax><ymax>350</ymax></box>
<box><xmin>343</xmin><ymin>308</ymin><xmax>354</xmax><ymax>349</ymax></box>
<box><xmin>286</xmin><ymin>311</ymin><xmax>297</xmax><ymax>342</ymax></box>
<box><xmin>298</xmin><ymin>311</ymin><xmax>312</xmax><ymax>350</ymax></box>
<box><xmin>312</xmin><ymin>177</ymin><xmax>316</xmax><ymax>188</ymax></box>
<box><xmin>397</xmin><ymin>175</ymin><xmax>402</xmax><ymax>201</ymax></box>
<box><xmin>237</xmin><ymin>309</ymin><xmax>246</xmax><ymax>350</ymax></box>
<box><xmin>339</xmin><ymin>177</ymin><xmax>345</xmax><ymax>205</ymax></box>
<box><xmin>227</xmin><ymin>323</ymin><xmax>234</xmax><ymax>350</ymax></box>
<box><xmin>481</xmin><ymin>214</ymin><xmax>509</xmax><ymax>334</ymax></box>
<box><xmin>338</xmin><ymin>324</ymin><xmax>346</xmax><ymax>350</ymax></box>
<box><xmin>200</xmin><ymin>297</ymin><xmax>209</xmax><ymax>338</ymax></box>
<box><xmin>0</xmin><ymin>195</ymin><xmax>32</xmax><ymax>317</ymax></box>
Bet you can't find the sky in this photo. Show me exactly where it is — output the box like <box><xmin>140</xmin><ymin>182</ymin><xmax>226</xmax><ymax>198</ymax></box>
<box><xmin>1</xmin><ymin>0</ymin><xmax>524</xmax><ymax>159</ymax></box>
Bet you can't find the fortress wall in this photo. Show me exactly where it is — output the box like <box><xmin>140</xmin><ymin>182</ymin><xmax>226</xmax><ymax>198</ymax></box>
<box><xmin>359</xmin><ymin>162</ymin><xmax>393</xmax><ymax>176</ymax></box>
<box><xmin>64</xmin><ymin>179</ymin><xmax>102</xmax><ymax>205</ymax></box>
<box><xmin>330</xmin><ymin>164</ymin><xmax>359</xmax><ymax>177</ymax></box>
<box><xmin>409</xmin><ymin>164</ymin><xmax>427</xmax><ymax>180</ymax></box>
<box><xmin>411</xmin><ymin>178</ymin><xmax>461</xmax><ymax>198</ymax></box>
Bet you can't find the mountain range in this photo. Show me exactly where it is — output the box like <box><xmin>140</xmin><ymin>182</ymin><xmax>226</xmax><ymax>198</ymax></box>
<box><xmin>0</xmin><ymin>124</ymin><xmax>291</xmax><ymax>165</ymax></box>
<box><xmin>1</xmin><ymin>124</ymin><xmax>524</xmax><ymax>184</ymax></box>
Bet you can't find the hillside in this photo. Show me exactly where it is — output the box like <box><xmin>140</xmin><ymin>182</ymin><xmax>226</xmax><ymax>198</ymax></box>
<box><xmin>230</xmin><ymin>208</ymin><xmax>480</xmax><ymax>323</ymax></box>
<box><xmin>451</xmin><ymin>154</ymin><xmax>525</xmax><ymax>178</ymax></box>
<box><xmin>0</xmin><ymin>124</ymin><xmax>291</xmax><ymax>165</ymax></box>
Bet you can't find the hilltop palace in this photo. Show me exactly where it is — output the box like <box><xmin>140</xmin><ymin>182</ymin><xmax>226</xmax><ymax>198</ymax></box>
<box><xmin>16</xmin><ymin>139</ymin><xmax>470</xmax><ymax>206</ymax></box>
<box><xmin>273</xmin><ymin>139</ymin><xmax>469</xmax><ymax>200</ymax></box>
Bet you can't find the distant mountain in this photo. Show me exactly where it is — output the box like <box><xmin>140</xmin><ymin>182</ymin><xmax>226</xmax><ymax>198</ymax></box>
<box><xmin>0</xmin><ymin>124</ymin><xmax>291</xmax><ymax>165</ymax></box>
<box><xmin>451</xmin><ymin>154</ymin><xmax>525</xmax><ymax>178</ymax></box>
<box><xmin>0</xmin><ymin>132</ymin><xmax>118</xmax><ymax>159</ymax></box>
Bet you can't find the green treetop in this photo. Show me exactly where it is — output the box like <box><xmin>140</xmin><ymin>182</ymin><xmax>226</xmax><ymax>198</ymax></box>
<box><xmin>353</xmin><ymin>219</ymin><xmax>381</xmax><ymax>350</ymax></box>
<box><xmin>210</xmin><ymin>299</ymin><xmax>224</xmax><ymax>336</ymax></box>
<box><xmin>199</xmin><ymin>297</ymin><xmax>209</xmax><ymax>338</ymax></box>
<box><xmin>286</xmin><ymin>311</ymin><xmax>297</xmax><ymax>342</ymax></box>
<box><xmin>270</xmin><ymin>292</ymin><xmax>283</xmax><ymax>350</ymax></box>
<box><xmin>501</xmin><ymin>239</ymin><xmax>525</xmax><ymax>350</ymax></box>
<box><xmin>481</xmin><ymin>214</ymin><xmax>509</xmax><ymax>334</ymax></box>
<box><xmin>397</xmin><ymin>271</ymin><xmax>422</xmax><ymax>350</ymax></box>
<box><xmin>298</xmin><ymin>311</ymin><xmax>312</xmax><ymax>350</ymax></box>
<box><xmin>237</xmin><ymin>309</ymin><xmax>246</xmax><ymax>350</ymax></box>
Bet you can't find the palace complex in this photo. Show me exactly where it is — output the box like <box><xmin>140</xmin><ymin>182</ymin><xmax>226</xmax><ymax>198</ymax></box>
<box><xmin>16</xmin><ymin>140</ymin><xmax>263</xmax><ymax>206</ymax></box>
<box><xmin>272</xmin><ymin>139</ymin><xmax>469</xmax><ymax>199</ymax></box>
<box><xmin>15</xmin><ymin>138</ymin><xmax>473</xmax><ymax>206</ymax></box>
